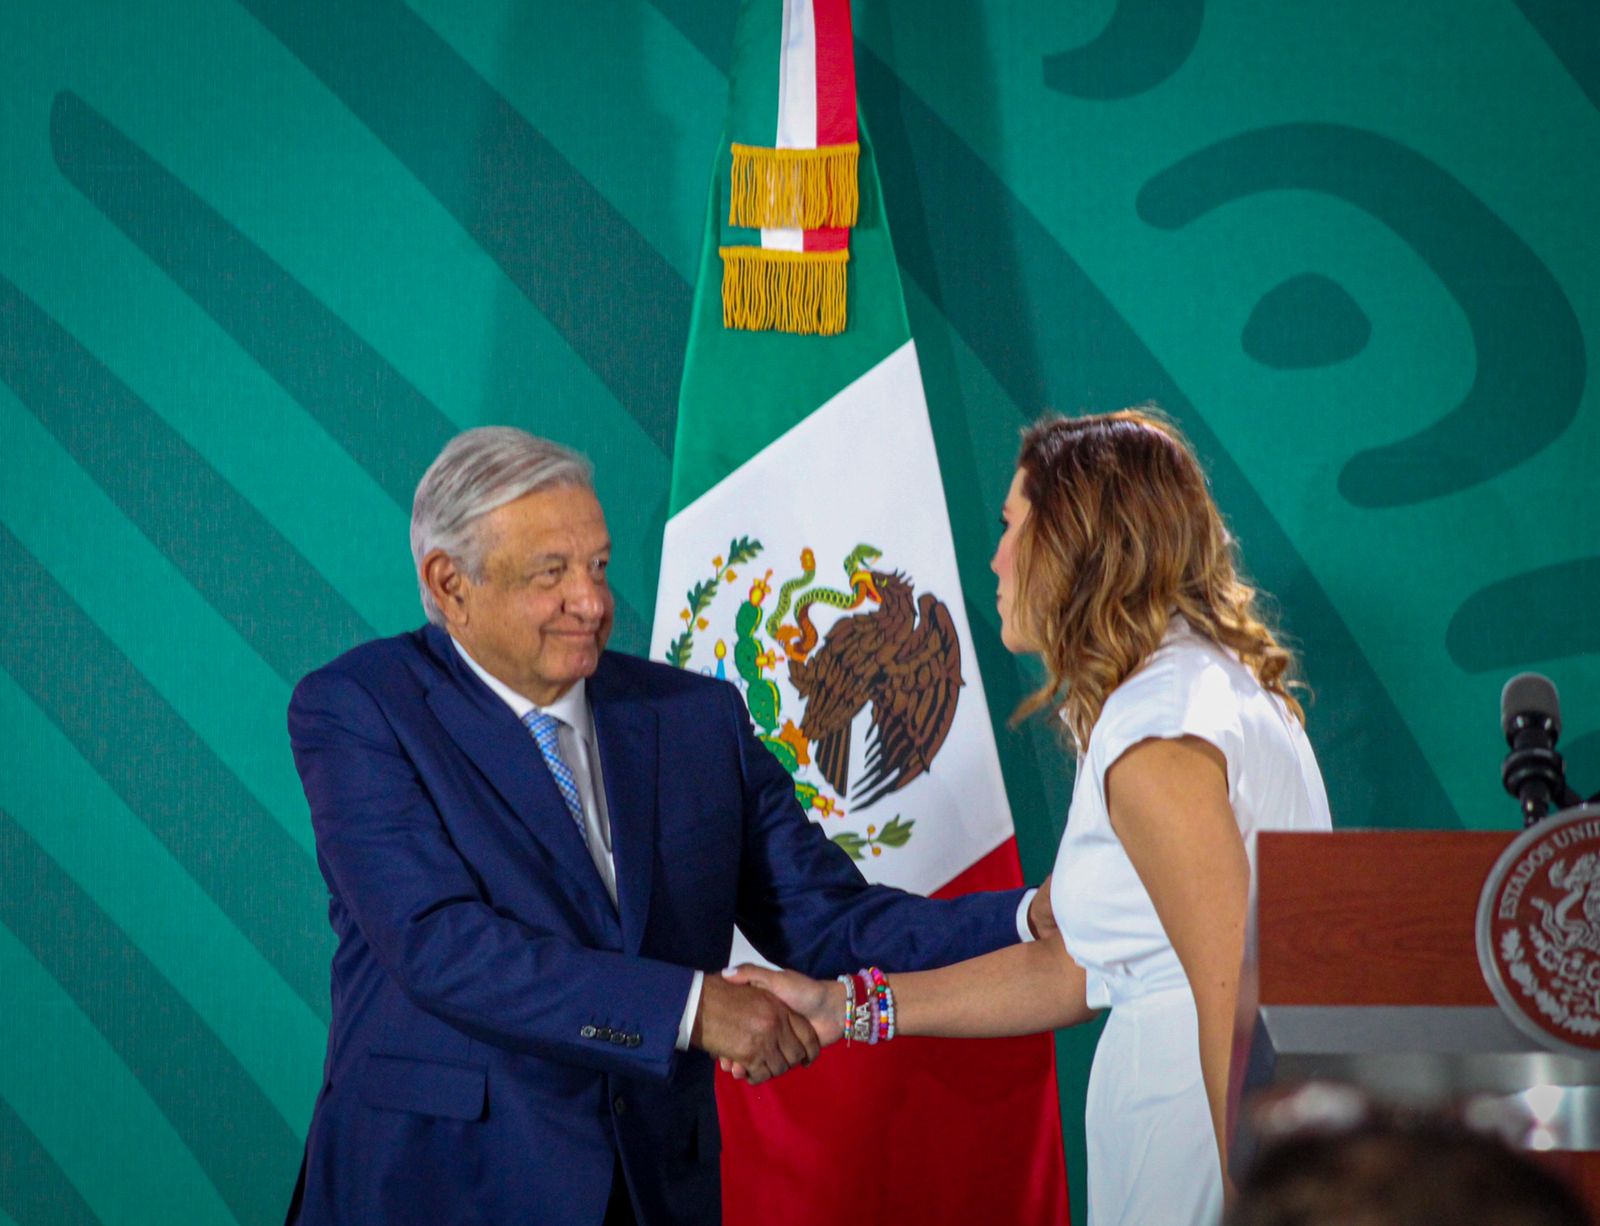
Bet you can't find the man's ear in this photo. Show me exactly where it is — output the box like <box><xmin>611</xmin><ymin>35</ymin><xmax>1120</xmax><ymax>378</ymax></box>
<box><xmin>422</xmin><ymin>549</ymin><xmax>470</xmax><ymax>628</ymax></box>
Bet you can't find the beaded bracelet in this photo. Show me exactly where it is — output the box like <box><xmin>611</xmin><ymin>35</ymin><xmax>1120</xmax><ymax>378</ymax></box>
<box><xmin>845</xmin><ymin>967</ymin><xmax>897</xmax><ymax>1045</ymax></box>
<box><xmin>864</xmin><ymin>973</ymin><xmax>876</xmax><ymax>1049</ymax></box>
<box><xmin>839</xmin><ymin>968</ymin><xmax>899</xmax><ymax>1045</ymax></box>
<box><xmin>867</xmin><ymin>966</ymin><xmax>895</xmax><ymax>1043</ymax></box>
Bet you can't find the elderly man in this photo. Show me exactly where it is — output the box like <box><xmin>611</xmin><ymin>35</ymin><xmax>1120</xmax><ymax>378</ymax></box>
<box><xmin>285</xmin><ymin>428</ymin><xmax>1045</xmax><ymax>1225</ymax></box>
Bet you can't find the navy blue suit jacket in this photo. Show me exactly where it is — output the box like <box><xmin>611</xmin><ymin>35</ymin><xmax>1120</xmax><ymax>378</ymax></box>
<box><xmin>285</xmin><ymin>625</ymin><xmax>1025</xmax><ymax>1225</ymax></box>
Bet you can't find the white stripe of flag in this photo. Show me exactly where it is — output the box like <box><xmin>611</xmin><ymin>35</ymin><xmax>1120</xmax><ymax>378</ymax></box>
<box><xmin>762</xmin><ymin>0</ymin><xmax>815</xmax><ymax>252</ymax></box>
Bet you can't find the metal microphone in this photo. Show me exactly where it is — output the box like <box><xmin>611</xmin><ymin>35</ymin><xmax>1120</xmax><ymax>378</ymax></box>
<box><xmin>1500</xmin><ymin>673</ymin><xmax>1580</xmax><ymax>825</ymax></box>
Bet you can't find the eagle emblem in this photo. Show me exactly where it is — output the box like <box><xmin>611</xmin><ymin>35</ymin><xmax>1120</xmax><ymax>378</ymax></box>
<box><xmin>665</xmin><ymin>539</ymin><xmax>965</xmax><ymax>859</ymax></box>
<box><xmin>788</xmin><ymin>568</ymin><xmax>963</xmax><ymax>808</ymax></box>
<box><xmin>1477</xmin><ymin>806</ymin><xmax>1600</xmax><ymax>1055</ymax></box>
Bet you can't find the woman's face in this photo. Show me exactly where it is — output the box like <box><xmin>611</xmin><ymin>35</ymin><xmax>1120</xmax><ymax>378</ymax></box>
<box><xmin>991</xmin><ymin>467</ymin><xmax>1034</xmax><ymax>654</ymax></box>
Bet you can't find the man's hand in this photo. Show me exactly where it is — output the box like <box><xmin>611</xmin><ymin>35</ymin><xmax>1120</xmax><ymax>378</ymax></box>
<box><xmin>723</xmin><ymin>965</ymin><xmax>844</xmax><ymax>1046</ymax></box>
<box><xmin>1027</xmin><ymin>874</ymin><xmax>1057</xmax><ymax>941</ymax></box>
<box><xmin>691</xmin><ymin>974</ymin><xmax>820</xmax><ymax>1084</ymax></box>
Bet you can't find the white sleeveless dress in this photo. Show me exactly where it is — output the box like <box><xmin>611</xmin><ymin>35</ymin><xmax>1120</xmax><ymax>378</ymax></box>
<box><xmin>1049</xmin><ymin>618</ymin><xmax>1332</xmax><ymax>1226</ymax></box>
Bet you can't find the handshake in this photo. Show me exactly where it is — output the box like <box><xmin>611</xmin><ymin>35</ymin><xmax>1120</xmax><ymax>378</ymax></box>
<box><xmin>689</xmin><ymin>962</ymin><xmax>837</xmax><ymax>1084</ymax></box>
<box><xmin>690</xmin><ymin>876</ymin><xmax>1056</xmax><ymax>1084</ymax></box>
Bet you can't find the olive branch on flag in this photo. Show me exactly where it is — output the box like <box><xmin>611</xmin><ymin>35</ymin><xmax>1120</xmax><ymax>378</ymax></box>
<box><xmin>831</xmin><ymin>816</ymin><xmax>915</xmax><ymax>861</ymax></box>
<box><xmin>666</xmin><ymin>536</ymin><xmax>763</xmax><ymax>668</ymax></box>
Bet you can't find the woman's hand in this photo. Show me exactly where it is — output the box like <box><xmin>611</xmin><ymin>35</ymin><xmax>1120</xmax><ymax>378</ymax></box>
<box><xmin>1028</xmin><ymin>873</ymin><xmax>1057</xmax><ymax>940</ymax></box>
<box><xmin>718</xmin><ymin>965</ymin><xmax>845</xmax><ymax>1077</ymax></box>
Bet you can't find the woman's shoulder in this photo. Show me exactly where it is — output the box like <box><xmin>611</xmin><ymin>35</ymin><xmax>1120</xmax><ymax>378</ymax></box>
<box><xmin>1108</xmin><ymin>618</ymin><xmax>1239</xmax><ymax>702</ymax></box>
<box><xmin>1090</xmin><ymin>619</ymin><xmax>1248</xmax><ymax>762</ymax></box>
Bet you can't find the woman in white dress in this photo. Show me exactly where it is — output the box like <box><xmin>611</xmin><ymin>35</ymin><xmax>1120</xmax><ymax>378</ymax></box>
<box><xmin>730</xmin><ymin>408</ymin><xmax>1333</xmax><ymax>1225</ymax></box>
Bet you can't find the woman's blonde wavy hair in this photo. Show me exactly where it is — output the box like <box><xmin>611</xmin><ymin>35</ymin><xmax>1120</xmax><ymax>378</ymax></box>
<box><xmin>1010</xmin><ymin>407</ymin><xmax>1305</xmax><ymax>748</ymax></box>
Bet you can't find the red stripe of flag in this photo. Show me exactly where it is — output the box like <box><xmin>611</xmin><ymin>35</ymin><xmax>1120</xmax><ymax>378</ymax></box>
<box><xmin>811</xmin><ymin>0</ymin><xmax>857</xmax><ymax>146</ymax></box>
<box><xmin>804</xmin><ymin>0</ymin><xmax>855</xmax><ymax>255</ymax></box>
<box><xmin>802</xmin><ymin>227</ymin><xmax>849</xmax><ymax>252</ymax></box>
<box><xmin>716</xmin><ymin>837</ymin><xmax>1072</xmax><ymax>1225</ymax></box>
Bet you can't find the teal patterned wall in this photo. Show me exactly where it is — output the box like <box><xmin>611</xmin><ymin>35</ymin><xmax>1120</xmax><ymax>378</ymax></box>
<box><xmin>2</xmin><ymin>3</ymin><xmax>1595</xmax><ymax>1223</ymax></box>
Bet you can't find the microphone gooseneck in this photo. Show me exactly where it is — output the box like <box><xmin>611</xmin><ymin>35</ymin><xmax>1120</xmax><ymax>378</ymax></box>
<box><xmin>1500</xmin><ymin>672</ymin><xmax>1574</xmax><ymax>826</ymax></box>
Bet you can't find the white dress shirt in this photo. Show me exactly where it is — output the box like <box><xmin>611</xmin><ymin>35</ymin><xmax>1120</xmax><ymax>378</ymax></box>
<box><xmin>452</xmin><ymin>639</ymin><xmax>704</xmax><ymax>1051</ymax></box>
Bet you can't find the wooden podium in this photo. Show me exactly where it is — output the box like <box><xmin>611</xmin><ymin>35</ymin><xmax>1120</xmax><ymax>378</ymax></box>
<box><xmin>1242</xmin><ymin>830</ymin><xmax>1600</xmax><ymax>1210</ymax></box>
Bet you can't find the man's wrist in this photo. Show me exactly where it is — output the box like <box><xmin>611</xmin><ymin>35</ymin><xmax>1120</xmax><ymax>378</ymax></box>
<box><xmin>1016</xmin><ymin>888</ymin><xmax>1039</xmax><ymax>942</ymax></box>
<box><xmin>677</xmin><ymin>970</ymin><xmax>706</xmax><ymax>1052</ymax></box>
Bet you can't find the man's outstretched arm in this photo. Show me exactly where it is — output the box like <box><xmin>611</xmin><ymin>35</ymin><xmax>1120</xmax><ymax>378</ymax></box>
<box><xmin>719</xmin><ymin>682</ymin><xmax>1031</xmax><ymax>978</ymax></box>
<box><xmin>292</xmin><ymin>666</ymin><xmax>814</xmax><ymax>1081</ymax></box>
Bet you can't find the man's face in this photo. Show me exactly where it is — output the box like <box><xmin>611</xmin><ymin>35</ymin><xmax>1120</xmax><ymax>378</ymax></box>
<box><xmin>449</xmin><ymin>484</ymin><xmax>614</xmax><ymax>705</ymax></box>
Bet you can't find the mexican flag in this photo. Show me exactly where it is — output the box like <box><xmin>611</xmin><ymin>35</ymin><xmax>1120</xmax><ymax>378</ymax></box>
<box><xmin>649</xmin><ymin>2</ymin><xmax>1070</xmax><ymax>1221</ymax></box>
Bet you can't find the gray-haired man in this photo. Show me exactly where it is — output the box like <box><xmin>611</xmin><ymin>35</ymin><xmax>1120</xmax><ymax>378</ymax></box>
<box><xmin>285</xmin><ymin>427</ymin><xmax>1043</xmax><ymax>1225</ymax></box>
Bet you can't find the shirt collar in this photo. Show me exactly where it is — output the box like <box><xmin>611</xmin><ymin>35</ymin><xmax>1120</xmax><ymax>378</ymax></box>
<box><xmin>450</xmin><ymin>636</ymin><xmax>590</xmax><ymax>739</ymax></box>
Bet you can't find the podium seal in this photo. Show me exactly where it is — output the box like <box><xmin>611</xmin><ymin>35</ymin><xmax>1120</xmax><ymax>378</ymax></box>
<box><xmin>1477</xmin><ymin>803</ymin><xmax>1600</xmax><ymax>1056</ymax></box>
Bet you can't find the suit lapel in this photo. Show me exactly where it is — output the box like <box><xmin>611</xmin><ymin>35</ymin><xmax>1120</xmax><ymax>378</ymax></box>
<box><xmin>422</xmin><ymin>628</ymin><xmax>612</xmax><ymax>909</ymax></box>
<box><xmin>590</xmin><ymin>657</ymin><xmax>658</xmax><ymax>955</ymax></box>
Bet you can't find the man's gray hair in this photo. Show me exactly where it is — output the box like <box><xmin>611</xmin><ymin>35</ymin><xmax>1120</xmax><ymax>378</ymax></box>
<box><xmin>410</xmin><ymin>427</ymin><xmax>593</xmax><ymax>626</ymax></box>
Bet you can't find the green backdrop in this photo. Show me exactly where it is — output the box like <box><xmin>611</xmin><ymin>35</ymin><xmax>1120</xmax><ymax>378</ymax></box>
<box><xmin>2</xmin><ymin>2</ymin><xmax>1596</xmax><ymax>1223</ymax></box>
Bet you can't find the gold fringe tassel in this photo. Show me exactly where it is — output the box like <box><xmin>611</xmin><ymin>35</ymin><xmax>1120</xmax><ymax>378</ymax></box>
<box><xmin>720</xmin><ymin>246</ymin><xmax>849</xmax><ymax>336</ymax></box>
<box><xmin>728</xmin><ymin>142</ymin><xmax>860</xmax><ymax>229</ymax></box>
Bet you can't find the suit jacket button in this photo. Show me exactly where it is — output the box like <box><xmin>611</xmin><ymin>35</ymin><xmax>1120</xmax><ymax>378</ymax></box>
<box><xmin>594</xmin><ymin>1026</ymin><xmax>613</xmax><ymax>1041</ymax></box>
<box><xmin>613</xmin><ymin>1095</ymin><xmax>627</xmax><ymax>1116</ymax></box>
<box><xmin>580</xmin><ymin>1025</ymin><xmax>597</xmax><ymax>1039</ymax></box>
<box><xmin>609</xmin><ymin>1031</ymin><xmax>627</xmax><ymax>1045</ymax></box>
<box><xmin>626</xmin><ymin>1034</ymin><xmax>642</xmax><ymax>1048</ymax></box>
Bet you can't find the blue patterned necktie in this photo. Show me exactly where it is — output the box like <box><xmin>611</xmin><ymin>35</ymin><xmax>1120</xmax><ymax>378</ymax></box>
<box><xmin>522</xmin><ymin>710</ymin><xmax>586</xmax><ymax>834</ymax></box>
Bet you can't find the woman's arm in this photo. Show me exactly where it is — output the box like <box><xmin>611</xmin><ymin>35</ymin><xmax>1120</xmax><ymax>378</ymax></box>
<box><xmin>726</xmin><ymin>928</ymin><xmax>1095</xmax><ymax>1049</ymax></box>
<box><xmin>893</xmin><ymin>930</ymin><xmax>1094</xmax><ymax>1037</ymax></box>
<box><xmin>1105</xmin><ymin>734</ymin><xmax>1248</xmax><ymax>1182</ymax></box>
